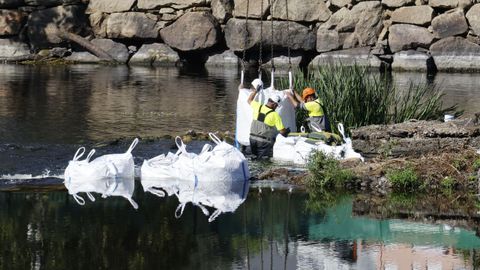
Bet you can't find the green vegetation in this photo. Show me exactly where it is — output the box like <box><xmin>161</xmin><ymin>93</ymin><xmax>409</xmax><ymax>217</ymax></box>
<box><xmin>473</xmin><ymin>158</ymin><xmax>480</xmax><ymax>171</ymax></box>
<box><xmin>304</xmin><ymin>151</ymin><xmax>354</xmax><ymax>191</ymax></box>
<box><xmin>440</xmin><ymin>176</ymin><xmax>455</xmax><ymax>192</ymax></box>
<box><xmin>386</xmin><ymin>166</ymin><xmax>421</xmax><ymax>193</ymax></box>
<box><xmin>278</xmin><ymin>65</ymin><xmax>459</xmax><ymax>133</ymax></box>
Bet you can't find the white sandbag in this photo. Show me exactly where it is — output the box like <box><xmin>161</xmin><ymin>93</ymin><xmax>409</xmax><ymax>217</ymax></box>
<box><xmin>171</xmin><ymin>134</ymin><xmax>250</xmax><ymax>222</ymax></box>
<box><xmin>273</xmin><ymin>124</ymin><xmax>364</xmax><ymax>164</ymax></box>
<box><xmin>236</xmin><ymin>86</ymin><xmax>296</xmax><ymax>147</ymax></box>
<box><xmin>64</xmin><ymin>138</ymin><xmax>139</xmax><ymax>209</ymax></box>
<box><xmin>141</xmin><ymin>151</ymin><xmax>182</xmax><ymax>197</ymax></box>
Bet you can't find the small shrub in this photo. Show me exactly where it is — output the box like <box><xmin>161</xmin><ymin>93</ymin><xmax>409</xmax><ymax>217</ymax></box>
<box><xmin>305</xmin><ymin>151</ymin><xmax>354</xmax><ymax>191</ymax></box>
<box><xmin>473</xmin><ymin>158</ymin><xmax>480</xmax><ymax>171</ymax></box>
<box><xmin>386</xmin><ymin>167</ymin><xmax>420</xmax><ymax>192</ymax></box>
<box><xmin>440</xmin><ymin>176</ymin><xmax>455</xmax><ymax>191</ymax></box>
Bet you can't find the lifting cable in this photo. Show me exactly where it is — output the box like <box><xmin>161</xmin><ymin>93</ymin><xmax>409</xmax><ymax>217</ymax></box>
<box><xmin>285</xmin><ymin>0</ymin><xmax>293</xmax><ymax>89</ymax></box>
<box><xmin>240</xmin><ymin>0</ymin><xmax>250</xmax><ymax>85</ymax></box>
<box><xmin>268</xmin><ymin>0</ymin><xmax>275</xmax><ymax>89</ymax></box>
<box><xmin>258</xmin><ymin>0</ymin><xmax>264</xmax><ymax>79</ymax></box>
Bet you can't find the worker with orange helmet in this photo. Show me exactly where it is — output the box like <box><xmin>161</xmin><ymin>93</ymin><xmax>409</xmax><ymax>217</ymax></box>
<box><xmin>286</xmin><ymin>87</ymin><xmax>331</xmax><ymax>132</ymax></box>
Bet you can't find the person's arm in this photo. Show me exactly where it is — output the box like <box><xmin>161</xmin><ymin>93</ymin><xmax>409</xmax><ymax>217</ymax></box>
<box><xmin>285</xmin><ymin>91</ymin><xmax>299</xmax><ymax>108</ymax></box>
<box><xmin>279</xmin><ymin>127</ymin><xmax>291</xmax><ymax>137</ymax></box>
<box><xmin>247</xmin><ymin>89</ymin><xmax>257</xmax><ymax>104</ymax></box>
<box><xmin>293</xmin><ymin>91</ymin><xmax>303</xmax><ymax>103</ymax></box>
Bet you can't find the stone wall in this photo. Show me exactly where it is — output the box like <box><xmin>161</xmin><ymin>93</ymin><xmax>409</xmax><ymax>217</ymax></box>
<box><xmin>1</xmin><ymin>0</ymin><xmax>480</xmax><ymax>71</ymax></box>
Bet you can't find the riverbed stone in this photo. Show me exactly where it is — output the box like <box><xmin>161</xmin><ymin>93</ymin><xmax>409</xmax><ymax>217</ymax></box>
<box><xmin>391</xmin><ymin>5</ymin><xmax>433</xmax><ymax>26</ymax></box>
<box><xmin>317</xmin><ymin>29</ymin><xmax>340</xmax><ymax>52</ymax></box>
<box><xmin>129</xmin><ymin>43</ymin><xmax>180</xmax><ymax>66</ymax></box>
<box><xmin>391</xmin><ymin>50</ymin><xmax>434</xmax><ymax>71</ymax></box>
<box><xmin>91</xmin><ymin>38</ymin><xmax>129</xmax><ymax>63</ymax></box>
<box><xmin>431</xmin><ymin>9</ymin><xmax>468</xmax><ymax>39</ymax></box>
<box><xmin>0</xmin><ymin>10</ymin><xmax>25</xmax><ymax>36</ymax></box>
<box><xmin>430</xmin><ymin>36</ymin><xmax>480</xmax><ymax>71</ymax></box>
<box><xmin>105</xmin><ymin>12</ymin><xmax>161</xmax><ymax>39</ymax></box>
<box><xmin>0</xmin><ymin>38</ymin><xmax>30</xmax><ymax>57</ymax></box>
<box><xmin>309</xmin><ymin>47</ymin><xmax>383</xmax><ymax>68</ymax></box>
<box><xmin>233</xmin><ymin>0</ymin><xmax>269</xmax><ymax>18</ymax></box>
<box><xmin>0</xmin><ymin>0</ymin><xmax>24</xmax><ymax>8</ymax></box>
<box><xmin>87</xmin><ymin>0</ymin><xmax>135</xmax><ymax>14</ymax></box>
<box><xmin>160</xmin><ymin>12</ymin><xmax>219</xmax><ymax>51</ymax></box>
<box><xmin>205</xmin><ymin>50</ymin><xmax>240</xmax><ymax>66</ymax></box>
<box><xmin>330</xmin><ymin>0</ymin><xmax>351</xmax><ymax>8</ymax></box>
<box><xmin>138</xmin><ymin>0</ymin><xmax>206</xmax><ymax>10</ymax></box>
<box><xmin>382</xmin><ymin>0</ymin><xmax>414</xmax><ymax>8</ymax></box>
<box><xmin>466</xmin><ymin>4</ymin><xmax>480</xmax><ymax>36</ymax></box>
<box><xmin>27</xmin><ymin>5</ymin><xmax>88</xmax><ymax>49</ymax></box>
<box><xmin>272</xmin><ymin>0</ymin><xmax>331</xmax><ymax>22</ymax></box>
<box><xmin>263</xmin><ymin>55</ymin><xmax>302</xmax><ymax>69</ymax></box>
<box><xmin>388</xmin><ymin>24</ymin><xmax>434</xmax><ymax>53</ymax></box>
<box><xmin>428</xmin><ymin>0</ymin><xmax>472</xmax><ymax>9</ymax></box>
<box><xmin>211</xmin><ymin>0</ymin><xmax>233</xmax><ymax>23</ymax></box>
<box><xmin>225</xmin><ymin>18</ymin><xmax>316</xmax><ymax>51</ymax></box>
<box><xmin>64</xmin><ymin>51</ymin><xmax>101</xmax><ymax>63</ymax></box>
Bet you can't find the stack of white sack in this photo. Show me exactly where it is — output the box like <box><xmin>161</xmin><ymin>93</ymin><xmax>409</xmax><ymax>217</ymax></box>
<box><xmin>236</xmin><ymin>85</ymin><xmax>296</xmax><ymax>146</ymax></box>
<box><xmin>141</xmin><ymin>134</ymin><xmax>250</xmax><ymax>222</ymax></box>
<box><xmin>64</xmin><ymin>138</ymin><xmax>139</xmax><ymax>209</ymax></box>
<box><xmin>273</xmin><ymin>124</ymin><xmax>364</xmax><ymax>165</ymax></box>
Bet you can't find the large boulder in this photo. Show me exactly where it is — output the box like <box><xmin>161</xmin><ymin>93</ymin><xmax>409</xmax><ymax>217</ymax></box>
<box><xmin>466</xmin><ymin>4</ymin><xmax>480</xmax><ymax>36</ymax></box>
<box><xmin>430</xmin><ymin>36</ymin><xmax>480</xmax><ymax>71</ymax></box>
<box><xmin>382</xmin><ymin>0</ymin><xmax>414</xmax><ymax>8</ymax></box>
<box><xmin>263</xmin><ymin>55</ymin><xmax>302</xmax><ymax>69</ymax></box>
<box><xmin>316</xmin><ymin>30</ymin><xmax>340</xmax><ymax>52</ymax></box>
<box><xmin>91</xmin><ymin>38</ymin><xmax>129</xmax><ymax>63</ymax></box>
<box><xmin>211</xmin><ymin>0</ymin><xmax>233</xmax><ymax>23</ymax></box>
<box><xmin>160</xmin><ymin>12</ymin><xmax>219</xmax><ymax>51</ymax></box>
<box><xmin>330</xmin><ymin>0</ymin><xmax>352</xmax><ymax>8</ymax></box>
<box><xmin>205</xmin><ymin>50</ymin><xmax>240</xmax><ymax>66</ymax></box>
<box><xmin>391</xmin><ymin>5</ymin><xmax>433</xmax><ymax>26</ymax></box>
<box><xmin>0</xmin><ymin>0</ymin><xmax>24</xmax><ymax>8</ymax></box>
<box><xmin>309</xmin><ymin>47</ymin><xmax>383</xmax><ymax>68</ymax></box>
<box><xmin>391</xmin><ymin>50</ymin><xmax>434</xmax><ymax>71</ymax></box>
<box><xmin>431</xmin><ymin>9</ymin><xmax>468</xmax><ymax>39</ymax></box>
<box><xmin>138</xmin><ymin>0</ymin><xmax>206</xmax><ymax>9</ymax></box>
<box><xmin>64</xmin><ymin>51</ymin><xmax>102</xmax><ymax>63</ymax></box>
<box><xmin>87</xmin><ymin>0</ymin><xmax>136</xmax><ymax>13</ymax></box>
<box><xmin>233</xmin><ymin>0</ymin><xmax>269</xmax><ymax>18</ymax></box>
<box><xmin>388</xmin><ymin>24</ymin><xmax>434</xmax><ymax>52</ymax></box>
<box><xmin>27</xmin><ymin>5</ymin><xmax>88</xmax><ymax>49</ymax></box>
<box><xmin>105</xmin><ymin>12</ymin><xmax>161</xmax><ymax>39</ymax></box>
<box><xmin>272</xmin><ymin>0</ymin><xmax>330</xmax><ymax>22</ymax></box>
<box><xmin>0</xmin><ymin>38</ymin><xmax>30</xmax><ymax>57</ymax></box>
<box><xmin>224</xmin><ymin>18</ymin><xmax>316</xmax><ymax>51</ymax></box>
<box><xmin>129</xmin><ymin>43</ymin><xmax>180</xmax><ymax>66</ymax></box>
<box><xmin>0</xmin><ymin>10</ymin><xmax>25</xmax><ymax>36</ymax></box>
<box><xmin>320</xmin><ymin>2</ymin><xmax>383</xmax><ymax>47</ymax></box>
<box><xmin>429</xmin><ymin>0</ymin><xmax>472</xmax><ymax>9</ymax></box>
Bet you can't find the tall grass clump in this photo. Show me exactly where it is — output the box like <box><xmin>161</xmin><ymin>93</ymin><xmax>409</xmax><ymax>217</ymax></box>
<box><xmin>278</xmin><ymin>64</ymin><xmax>459</xmax><ymax>132</ymax></box>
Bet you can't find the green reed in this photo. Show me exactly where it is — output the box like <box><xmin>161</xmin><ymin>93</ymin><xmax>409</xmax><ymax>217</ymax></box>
<box><xmin>278</xmin><ymin>64</ymin><xmax>459</xmax><ymax>132</ymax></box>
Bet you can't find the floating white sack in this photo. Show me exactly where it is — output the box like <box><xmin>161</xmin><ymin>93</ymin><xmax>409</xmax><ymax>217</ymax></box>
<box><xmin>141</xmin><ymin>151</ymin><xmax>182</xmax><ymax>197</ymax></box>
<box><xmin>64</xmin><ymin>138</ymin><xmax>139</xmax><ymax>209</ymax></box>
<box><xmin>236</xmin><ymin>86</ymin><xmax>296</xmax><ymax>147</ymax></box>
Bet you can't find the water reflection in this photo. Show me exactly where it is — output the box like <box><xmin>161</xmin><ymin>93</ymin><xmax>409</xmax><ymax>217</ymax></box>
<box><xmin>1</xmin><ymin>190</ymin><xmax>480</xmax><ymax>270</ymax></box>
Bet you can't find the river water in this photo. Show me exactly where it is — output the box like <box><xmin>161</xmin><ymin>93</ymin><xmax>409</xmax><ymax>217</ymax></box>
<box><xmin>1</xmin><ymin>64</ymin><xmax>480</xmax><ymax>269</ymax></box>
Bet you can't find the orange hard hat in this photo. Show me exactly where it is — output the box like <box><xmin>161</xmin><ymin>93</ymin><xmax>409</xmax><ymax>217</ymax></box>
<box><xmin>302</xmin><ymin>87</ymin><xmax>316</xmax><ymax>101</ymax></box>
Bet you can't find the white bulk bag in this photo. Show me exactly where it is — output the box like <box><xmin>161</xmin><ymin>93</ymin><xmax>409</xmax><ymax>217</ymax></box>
<box><xmin>236</xmin><ymin>86</ymin><xmax>296</xmax><ymax>147</ymax></box>
<box><xmin>64</xmin><ymin>138</ymin><xmax>139</xmax><ymax>209</ymax></box>
<box><xmin>141</xmin><ymin>151</ymin><xmax>182</xmax><ymax>197</ymax></box>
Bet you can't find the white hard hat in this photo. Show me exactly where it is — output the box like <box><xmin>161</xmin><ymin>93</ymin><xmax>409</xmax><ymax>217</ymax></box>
<box><xmin>251</xmin><ymin>78</ymin><xmax>263</xmax><ymax>90</ymax></box>
<box><xmin>269</xmin><ymin>94</ymin><xmax>281</xmax><ymax>104</ymax></box>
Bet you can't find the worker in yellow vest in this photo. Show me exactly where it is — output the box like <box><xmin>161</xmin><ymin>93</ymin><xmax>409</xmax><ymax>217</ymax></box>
<box><xmin>286</xmin><ymin>87</ymin><xmax>331</xmax><ymax>132</ymax></box>
<box><xmin>246</xmin><ymin>79</ymin><xmax>290</xmax><ymax>159</ymax></box>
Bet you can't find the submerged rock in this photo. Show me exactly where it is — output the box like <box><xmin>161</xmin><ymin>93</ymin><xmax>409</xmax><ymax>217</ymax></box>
<box><xmin>129</xmin><ymin>43</ymin><xmax>180</xmax><ymax>66</ymax></box>
<box><xmin>205</xmin><ymin>50</ymin><xmax>240</xmax><ymax>67</ymax></box>
<box><xmin>0</xmin><ymin>38</ymin><xmax>30</xmax><ymax>58</ymax></box>
<box><xmin>391</xmin><ymin>50</ymin><xmax>434</xmax><ymax>72</ymax></box>
<box><xmin>430</xmin><ymin>36</ymin><xmax>480</xmax><ymax>71</ymax></box>
<box><xmin>309</xmin><ymin>47</ymin><xmax>384</xmax><ymax>69</ymax></box>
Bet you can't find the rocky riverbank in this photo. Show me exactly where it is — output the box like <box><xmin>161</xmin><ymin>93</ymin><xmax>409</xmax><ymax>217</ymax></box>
<box><xmin>257</xmin><ymin>117</ymin><xmax>480</xmax><ymax>195</ymax></box>
<box><xmin>1</xmin><ymin>0</ymin><xmax>480</xmax><ymax>71</ymax></box>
